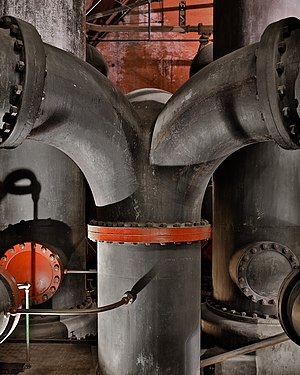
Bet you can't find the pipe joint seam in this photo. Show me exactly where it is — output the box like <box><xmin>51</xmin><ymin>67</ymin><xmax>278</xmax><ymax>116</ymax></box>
<box><xmin>256</xmin><ymin>17</ymin><xmax>300</xmax><ymax>149</ymax></box>
<box><xmin>0</xmin><ymin>16</ymin><xmax>46</xmax><ymax>148</ymax></box>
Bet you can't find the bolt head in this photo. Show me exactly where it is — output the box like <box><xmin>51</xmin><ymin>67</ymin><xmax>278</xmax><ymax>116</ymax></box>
<box><xmin>14</xmin><ymin>39</ymin><xmax>24</xmax><ymax>51</ymax></box>
<box><xmin>16</xmin><ymin>60</ymin><xmax>25</xmax><ymax>72</ymax></box>
<box><xmin>42</xmin><ymin>294</ymin><xmax>48</xmax><ymax>301</ymax></box>
<box><xmin>250</xmin><ymin>248</ymin><xmax>257</xmax><ymax>254</ymax></box>
<box><xmin>54</xmin><ymin>276</ymin><xmax>60</xmax><ymax>283</ymax></box>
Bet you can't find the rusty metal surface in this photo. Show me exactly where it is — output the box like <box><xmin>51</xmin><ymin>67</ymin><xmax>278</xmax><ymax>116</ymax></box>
<box><xmin>0</xmin><ymin>242</ymin><xmax>63</xmax><ymax>306</ymax></box>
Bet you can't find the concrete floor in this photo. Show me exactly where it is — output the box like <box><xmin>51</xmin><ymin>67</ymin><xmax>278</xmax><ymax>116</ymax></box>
<box><xmin>0</xmin><ymin>341</ymin><xmax>98</xmax><ymax>375</ymax></box>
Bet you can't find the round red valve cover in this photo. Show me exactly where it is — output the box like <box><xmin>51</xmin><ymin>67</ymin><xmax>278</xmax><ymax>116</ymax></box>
<box><xmin>0</xmin><ymin>242</ymin><xmax>63</xmax><ymax>305</ymax></box>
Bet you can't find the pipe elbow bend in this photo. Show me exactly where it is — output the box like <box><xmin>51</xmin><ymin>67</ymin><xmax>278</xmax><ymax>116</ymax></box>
<box><xmin>0</xmin><ymin>16</ymin><xmax>138</xmax><ymax>206</ymax></box>
<box><xmin>150</xmin><ymin>17</ymin><xmax>300</xmax><ymax>166</ymax></box>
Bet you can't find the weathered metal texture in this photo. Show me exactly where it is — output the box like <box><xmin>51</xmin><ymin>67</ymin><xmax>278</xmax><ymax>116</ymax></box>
<box><xmin>150</xmin><ymin>19</ymin><xmax>300</xmax><ymax>168</ymax></box>
<box><xmin>229</xmin><ymin>242</ymin><xmax>298</xmax><ymax>305</ymax></box>
<box><xmin>95</xmin><ymin>90</ymin><xmax>202</xmax><ymax>375</ymax></box>
<box><xmin>97</xmin><ymin>241</ymin><xmax>201</xmax><ymax>375</ymax></box>
<box><xmin>0</xmin><ymin>242</ymin><xmax>63</xmax><ymax>305</ymax></box>
<box><xmin>211</xmin><ymin>1</ymin><xmax>300</xmax><ymax>321</ymax></box>
<box><xmin>28</xmin><ymin>40</ymin><xmax>139</xmax><ymax>206</ymax></box>
<box><xmin>86</xmin><ymin>44</ymin><xmax>108</xmax><ymax>76</ymax></box>
<box><xmin>277</xmin><ymin>267</ymin><xmax>300</xmax><ymax>345</ymax></box>
<box><xmin>0</xmin><ymin>2</ymin><xmax>87</xmax><ymax>314</ymax></box>
<box><xmin>0</xmin><ymin>16</ymin><xmax>138</xmax><ymax>206</ymax></box>
<box><xmin>1</xmin><ymin>0</ymin><xmax>85</xmax><ymax>59</ymax></box>
<box><xmin>0</xmin><ymin>266</ymin><xmax>20</xmax><ymax>343</ymax></box>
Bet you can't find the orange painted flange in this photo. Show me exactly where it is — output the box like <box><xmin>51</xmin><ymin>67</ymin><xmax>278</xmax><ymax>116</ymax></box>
<box><xmin>0</xmin><ymin>242</ymin><xmax>63</xmax><ymax>306</ymax></box>
<box><xmin>88</xmin><ymin>222</ymin><xmax>212</xmax><ymax>243</ymax></box>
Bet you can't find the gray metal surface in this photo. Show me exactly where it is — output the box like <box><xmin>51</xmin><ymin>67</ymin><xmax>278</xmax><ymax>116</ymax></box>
<box><xmin>96</xmin><ymin>90</ymin><xmax>201</xmax><ymax>375</ymax></box>
<box><xmin>0</xmin><ymin>0</ymin><xmax>87</xmax><ymax>320</ymax></box>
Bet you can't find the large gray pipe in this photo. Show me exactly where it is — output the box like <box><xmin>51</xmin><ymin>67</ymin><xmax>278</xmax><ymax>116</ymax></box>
<box><xmin>0</xmin><ymin>1</ymin><xmax>88</xmax><ymax>316</ymax></box>
<box><xmin>0</xmin><ymin>16</ymin><xmax>139</xmax><ymax>206</ymax></box>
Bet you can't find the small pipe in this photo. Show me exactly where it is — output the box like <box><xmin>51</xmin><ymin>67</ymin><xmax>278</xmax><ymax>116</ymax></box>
<box><xmin>86</xmin><ymin>0</ymin><xmax>159</xmax><ymax>21</ymax></box>
<box><xmin>200</xmin><ymin>333</ymin><xmax>289</xmax><ymax>368</ymax></box>
<box><xmin>93</xmin><ymin>38</ymin><xmax>213</xmax><ymax>42</ymax></box>
<box><xmin>86</xmin><ymin>23</ymin><xmax>213</xmax><ymax>34</ymax></box>
<box><xmin>64</xmin><ymin>269</ymin><xmax>97</xmax><ymax>274</ymax></box>
<box><xmin>17</xmin><ymin>283</ymin><xmax>31</xmax><ymax>369</ymax></box>
<box><xmin>8</xmin><ymin>292</ymin><xmax>134</xmax><ymax>316</ymax></box>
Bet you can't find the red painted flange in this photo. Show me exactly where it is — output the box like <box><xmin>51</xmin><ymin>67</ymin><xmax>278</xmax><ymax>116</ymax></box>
<box><xmin>0</xmin><ymin>242</ymin><xmax>63</xmax><ymax>305</ymax></box>
<box><xmin>88</xmin><ymin>222</ymin><xmax>212</xmax><ymax>243</ymax></box>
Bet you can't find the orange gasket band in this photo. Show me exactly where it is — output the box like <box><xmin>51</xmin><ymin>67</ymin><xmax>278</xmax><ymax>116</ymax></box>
<box><xmin>88</xmin><ymin>222</ymin><xmax>211</xmax><ymax>244</ymax></box>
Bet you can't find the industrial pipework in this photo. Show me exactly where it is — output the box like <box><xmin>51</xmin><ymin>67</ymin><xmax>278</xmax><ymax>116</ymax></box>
<box><xmin>0</xmin><ymin>15</ymin><xmax>139</xmax><ymax>206</ymax></box>
<box><xmin>1</xmin><ymin>10</ymin><xmax>300</xmax><ymax>375</ymax></box>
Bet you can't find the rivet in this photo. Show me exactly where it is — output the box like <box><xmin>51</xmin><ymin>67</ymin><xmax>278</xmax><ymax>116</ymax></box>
<box><xmin>252</xmin><ymin>313</ymin><xmax>258</xmax><ymax>318</ymax></box>
<box><xmin>42</xmin><ymin>294</ymin><xmax>48</xmax><ymax>301</ymax></box>
<box><xmin>289</xmin><ymin>124</ymin><xmax>296</xmax><ymax>135</ymax></box>
<box><xmin>243</xmin><ymin>255</ymin><xmax>249</xmax><ymax>261</ymax></box>
<box><xmin>282</xmin><ymin>247</ymin><xmax>289</xmax><ymax>254</ymax></box>
<box><xmin>282</xmin><ymin>107</ymin><xmax>290</xmax><ymax>118</ymax></box>
<box><xmin>238</xmin><ymin>277</ymin><xmax>245</xmax><ymax>283</ymax></box>
<box><xmin>10</xmin><ymin>105</ymin><xmax>18</xmax><ymax>116</ymax></box>
<box><xmin>250</xmin><ymin>248</ymin><xmax>257</xmax><ymax>254</ymax></box>
<box><xmin>290</xmin><ymin>256</ymin><xmax>297</xmax><ymax>262</ymax></box>
<box><xmin>276</xmin><ymin>62</ymin><xmax>284</xmax><ymax>75</ymax></box>
<box><xmin>14</xmin><ymin>39</ymin><xmax>24</xmax><ymax>51</ymax></box>
<box><xmin>20</xmin><ymin>243</ymin><xmax>25</xmax><ymax>249</ymax></box>
<box><xmin>241</xmin><ymin>312</ymin><xmax>247</xmax><ymax>317</ymax></box>
<box><xmin>16</xmin><ymin>60</ymin><xmax>25</xmax><ymax>72</ymax></box>
<box><xmin>221</xmin><ymin>307</ymin><xmax>227</xmax><ymax>312</ymax></box>
<box><xmin>277</xmin><ymin>85</ymin><xmax>286</xmax><ymax>96</ymax></box>
<box><xmin>263</xmin><ymin>314</ymin><xmax>270</xmax><ymax>319</ymax></box>
<box><xmin>2</xmin><ymin>123</ymin><xmax>11</xmax><ymax>133</ymax></box>
<box><xmin>50</xmin><ymin>286</ymin><xmax>56</xmax><ymax>293</ymax></box>
<box><xmin>251</xmin><ymin>296</ymin><xmax>257</xmax><ymax>302</ymax></box>
<box><xmin>230</xmin><ymin>309</ymin><xmax>236</xmax><ymax>314</ymax></box>
<box><xmin>1</xmin><ymin>256</ymin><xmax>7</xmax><ymax>261</ymax></box>
<box><xmin>242</xmin><ymin>287</ymin><xmax>249</xmax><ymax>293</ymax></box>
<box><xmin>13</xmin><ymin>84</ymin><xmax>23</xmax><ymax>95</ymax></box>
<box><xmin>10</xmin><ymin>24</ymin><xmax>19</xmax><ymax>36</ymax></box>
<box><xmin>3</xmin><ymin>16</ymin><xmax>12</xmax><ymax>27</ymax></box>
<box><xmin>49</xmin><ymin>254</ymin><xmax>55</xmax><ymax>261</ymax></box>
<box><xmin>9</xmin><ymin>248</ymin><xmax>15</xmax><ymax>254</ymax></box>
<box><xmin>54</xmin><ymin>264</ymin><xmax>59</xmax><ymax>271</ymax></box>
<box><xmin>261</xmin><ymin>243</ymin><xmax>268</xmax><ymax>250</ymax></box>
<box><xmin>273</xmin><ymin>243</ymin><xmax>280</xmax><ymax>250</ymax></box>
<box><xmin>54</xmin><ymin>276</ymin><xmax>60</xmax><ymax>283</ymax></box>
<box><xmin>41</xmin><ymin>247</ymin><xmax>47</xmax><ymax>253</ymax></box>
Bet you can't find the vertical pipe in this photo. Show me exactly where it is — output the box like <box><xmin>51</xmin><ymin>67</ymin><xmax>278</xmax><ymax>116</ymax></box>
<box><xmin>0</xmin><ymin>1</ymin><xmax>86</xmax><ymax>312</ymax></box>
<box><xmin>96</xmin><ymin>90</ymin><xmax>202</xmax><ymax>374</ymax></box>
<box><xmin>212</xmin><ymin>0</ymin><xmax>300</xmax><ymax>326</ymax></box>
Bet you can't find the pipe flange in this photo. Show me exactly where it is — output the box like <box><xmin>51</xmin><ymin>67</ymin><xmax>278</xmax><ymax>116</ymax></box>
<box><xmin>277</xmin><ymin>267</ymin><xmax>300</xmax><ymax>345</ymax></box>
<box><xmin>230</xmin><ymin>241</ymin><xmax>299</xmax><ymax>304</ymax></box>
<box><xmin>88</xmin><ymin>220</ymin><xmax>211</xmax><ymax>244</ymax></box>
<box><xmin>256</xmin><ymin>17</ymin><xmax>300</xmax><ymax>149</ymax></box>
<box><xmin>206</xmin><ymin>297</ymin><xmax>278</xmax><ymax>323</ymax></box>
<box><xmin>0</xmin><ymin>16</ymin><xmax>45</xmax><ymax>148</ymax></box>
<box><xmin>0</xmin><ymin>242</ymin><xmax>63</xmax><ymax>305</ymax></box>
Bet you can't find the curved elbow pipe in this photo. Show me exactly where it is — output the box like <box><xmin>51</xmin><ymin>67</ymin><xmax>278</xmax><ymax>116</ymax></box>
<box><xmin>0</xmin><ymin>16</ymin><xmax>139</xmax><ymax>206</ymax></box>
<box><xmin>150</xmin><ymin>17</ymin><xmax>300</xmax><ymax>166</ymax></box>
